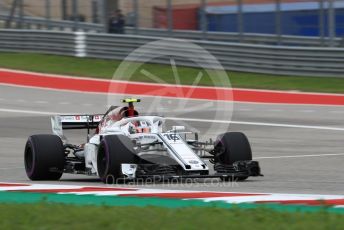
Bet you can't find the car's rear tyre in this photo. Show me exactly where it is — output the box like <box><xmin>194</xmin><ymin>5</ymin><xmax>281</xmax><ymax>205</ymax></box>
<box><xmin>24</xmin><ymin>134</ymin><xmax>65</xmax><ymax>180</ymax></box>
<box><xmin>214</xmin><ymin>132</ymin><xmax>252</xmax><ymax>181</ymax></box>
<box><xmin>97</xmin><ymin>135</ymin><xmax>137</xmax><ymax>184</ymax></box>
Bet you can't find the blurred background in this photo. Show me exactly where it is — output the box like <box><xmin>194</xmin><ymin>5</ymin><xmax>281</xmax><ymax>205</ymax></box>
<box><xmin>1</xmin><ymin>0</ymin><xmax>343</xmax><ymax>47</ymax></box>
<box><xmin>1</xmin><ymin>0</ymin><xmax>344</xmax><ymax>78</ymax></box>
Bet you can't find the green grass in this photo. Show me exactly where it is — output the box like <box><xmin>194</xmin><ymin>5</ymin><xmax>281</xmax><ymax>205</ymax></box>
<box><xmin>0</xmin><ymin>203</ymin><xmax>343</xmax><ymax>230</ymax></box>
<box><xmin>1</xmin><ymin>52</ymin><xmax>344</xmax><ymax>93</ymax></box>
<box><xmin>0</xmin><ymin>191</ymin><xmax>342</xmax><ymax>229</ymax></box>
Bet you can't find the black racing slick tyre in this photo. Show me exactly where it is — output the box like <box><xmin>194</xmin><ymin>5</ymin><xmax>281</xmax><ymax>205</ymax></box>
<box><xmin>215</xmin><ymin>132</ymin><xmax>252</xmax><ymax>164</ymax></box>
<box><xmin>214</xmin><ymin>132</ymin><xmax>252</xmax><ymax>181</ymax></box>
<box><xmin>97</xmin><ymin>135</ymin><xmax>137</xmax><ymax>184</ymax></box>
<box><xmin>24</xmin><ymin>134</ymin><xmax>65</xmax><ymax>180</ymax></box>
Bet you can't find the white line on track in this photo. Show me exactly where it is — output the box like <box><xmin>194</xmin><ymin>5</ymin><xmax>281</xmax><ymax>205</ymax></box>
<box><xmin>237</xmin><ymin>108</ymin><xmax>253</xmax><ymax>112</ymax></box>
<box><xmin>59</xmin><ymin>102</ymin><xmax>71</xmax><ymax>105</ymax></box>
<box><xmin>82</xmin><ymin>103</ymin><xmax>93</xmax><ymax>107</ymax></box>
<box><xmin>2</xmin><ymin>82</ymin><xmax>344</xmax><ymax>107</ymax></box>
<box><xmin>0</xmin><ymin>167</ymin><xmax>25</xmax><ymax>170</ymax></box>
<box><xmin>267</xmin><ymin>109</ymin><xmax>283</xmax><ymax>112</ymax></box>
<box><xmin>166</xmin><ymin>117</ymin><xmax>344</xmax><ymax>131</ymax></box>
<box><xmin>329</xmin><ymin>111</ymin><xmax>344</xmax><ymax>114</ymax></box>
<box><xmin>1</xmin><ymin>108</ymin><xmax>344</xmax><ymax>132</ymax></box>
<box><xmin>254</xmin><ymin>153</ymin><xmax>344</xmax><ymax>160</ymax></box>
<box><xmin>0</xmin><ymin>108</ymin><xmax>63</xmax><ymax>115</ymax></box>
<box><xmin>34</xmin><ymin>100</ymin><xmax>48</xmax><ymax>104</ymax></box>
<box><xmin>299</xmin><ymin>109</ymin><xmax>315</xmax><ymax>113</ymax></box>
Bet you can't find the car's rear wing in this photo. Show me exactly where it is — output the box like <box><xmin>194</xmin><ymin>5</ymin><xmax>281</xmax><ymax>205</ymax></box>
<box><xmin>51</xmin><ymin>115</ymin><xmax>104</xmax><ymax>140</ymax></box>
<box><xmin>53</xmin><ymin>115</ymin><xmax>103</xmax><ymax>130</ymax></box>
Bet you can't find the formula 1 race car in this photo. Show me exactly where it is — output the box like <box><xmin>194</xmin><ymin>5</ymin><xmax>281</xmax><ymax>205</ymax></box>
<box><xmin>24</xmin><ymin>98</ymin><xmax>262</xmax><ymax>183</ymax></box>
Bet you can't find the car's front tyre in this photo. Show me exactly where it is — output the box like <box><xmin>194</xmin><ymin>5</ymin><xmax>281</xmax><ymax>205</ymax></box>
<box><xmin>214</xmin><ymin>132</ymin><xmax>252</xmax><ymax>181</ymax></box>
<box><xmin>97</xmin><ymin>135</ymin><xmax>137</xmax><ymax>184</ymax></box>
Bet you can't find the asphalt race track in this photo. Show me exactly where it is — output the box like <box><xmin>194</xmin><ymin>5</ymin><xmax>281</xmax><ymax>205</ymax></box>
<box><xmin>0</xmin><ymin>84</ymin><xmax>343</xmax><ymax>195</ymax></box>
